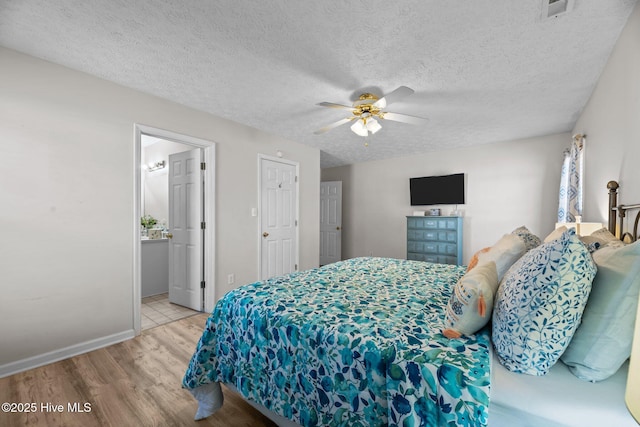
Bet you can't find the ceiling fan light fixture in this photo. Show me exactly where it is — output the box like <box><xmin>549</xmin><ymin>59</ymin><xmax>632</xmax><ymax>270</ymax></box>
<box><xmin>351</xmin><ymin>117</ymin><xmax>381</xmax><ymax>137</ymax></box>
<box><xmin>350</xmin><ymin>119</ymin><xmax>369</xmax><ymax>137</ymax></box>
<box><xmin>366</xmin><ymin>118</ymin><xmax>382</xmax><ymax>134</ymax></box>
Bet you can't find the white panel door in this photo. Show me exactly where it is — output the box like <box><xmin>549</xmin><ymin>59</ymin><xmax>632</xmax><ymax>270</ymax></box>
<box><xmin>260</xmin><ymin>158</ymin><xmax>297</xmax><ymax>280</ymax></box>
<box><xmin>168</xmin><ymin>148</ymin><xmax>202</xmax><ymax>311</ymax></box>
<box><xmin>320</xmin><ymin>181</ymin><xmax>342</xmax><ymax>265</ymax></box>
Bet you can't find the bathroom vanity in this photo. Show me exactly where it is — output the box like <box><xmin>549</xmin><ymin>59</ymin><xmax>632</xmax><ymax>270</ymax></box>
<box><xmin>141</xmin><ymin>238</ymin><xmax>169</xmax><ymax>297</ymax></box>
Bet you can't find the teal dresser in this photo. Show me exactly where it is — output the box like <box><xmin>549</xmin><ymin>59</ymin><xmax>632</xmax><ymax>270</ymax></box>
<box><xmin>406</xmin><ymin>216</ymin><xmax>463</xmax><ymax>265</ymax></box>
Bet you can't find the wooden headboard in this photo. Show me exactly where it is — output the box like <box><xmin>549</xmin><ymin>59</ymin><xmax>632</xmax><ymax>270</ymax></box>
<box><xmin>607</xmin><ymin>180</ymin><xmax>640</xmax><ymax>242</ymax></box>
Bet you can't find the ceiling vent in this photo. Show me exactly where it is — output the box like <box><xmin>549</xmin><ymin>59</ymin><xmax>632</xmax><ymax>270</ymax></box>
<box><xmin>543</xmin><ymin>0</ymin><xmax>574</xmax><ymax>19</ymax></box>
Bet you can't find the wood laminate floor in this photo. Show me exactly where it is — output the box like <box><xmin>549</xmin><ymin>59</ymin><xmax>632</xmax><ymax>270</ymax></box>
<box><xmin>0</xmin><ymin>314</ymin><xmax>277</xmax><ymax>427</ymax></box>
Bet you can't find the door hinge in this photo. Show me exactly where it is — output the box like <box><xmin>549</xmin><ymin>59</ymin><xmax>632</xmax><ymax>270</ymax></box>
<box><xmin>295</xmin><ymin>220</ymin><xmax>298</xmax><ymax>226</ymax></box>
<box><xmin>200</xmin><ymin>281</ymin><xmax>206</xmax><ymax>289</ymax></box>
<box><xmin>295</xmin><ymin>176</ymin><xmax>298</xmax><ymax>183</ymax></box>
<box><xmin>201</xmin><ymin>162</ymin><xmax>206</xmax><ymax>170</ymax></box>
<box><xmin>201</xmin><ymin>222</ymin><xmax>206</xmax><ymax>229</ymax></box>
<box><xmin>295</xmin><ymin>264</ymin><xmax>298</xmax><ymax>270</ymax></box>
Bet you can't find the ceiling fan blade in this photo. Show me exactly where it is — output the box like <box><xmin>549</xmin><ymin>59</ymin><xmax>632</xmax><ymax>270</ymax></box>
<box><xmin>313</xmin><ymin>117</ymin><xmax>356</xmax><ymax>135</ymax></box>
<box><xmin>380</xmin><ymin>111</ymin><xmax>428</xmax><ymax>125</ymax></box>
<box><xmin>317</xmin><ymin>102</ymin><xmax>354</xmax><ymax>111</ymax></box>
<box><xmin>373</xmin><ymin>86</ymin><xmax>415</xmax><ymax>109</ymax></box>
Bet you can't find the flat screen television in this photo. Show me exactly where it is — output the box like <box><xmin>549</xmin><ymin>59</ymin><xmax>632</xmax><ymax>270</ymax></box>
<box><xmin>410</xmin><ymin>173</ymin><xmax>465</xmax><ymax>206</ymax></box>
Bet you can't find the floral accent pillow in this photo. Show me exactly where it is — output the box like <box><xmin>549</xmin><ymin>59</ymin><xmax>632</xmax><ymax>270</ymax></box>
<box><xmin>443</xmin><ymin>261</ymin><xmax>498</xmax><ymax>338</ymax></box>
<box><xmin>511</xmin><ymin>225</ymin><xmax>542</xmax><ymax>251</ymax></box>
<box><xmin>492</xmin><ymin>229</ymin><xmax>597</xmax><ymax>375</ymax></box>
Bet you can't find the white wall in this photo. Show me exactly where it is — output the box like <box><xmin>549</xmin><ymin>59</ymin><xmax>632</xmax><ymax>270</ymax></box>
<box><xmin>574</xmin><ymin>1</ymin><xmax>640</xmax><ymax>225</ymax></box>
<box><xmin>0</xmin><ymin>47</ymin><xmax>320</xmax><ymax>371</ymax></box>
<box><xmin>322</xmin><ymin>134</ymin><xmax>567</xmax><ymax>263</ymax></box>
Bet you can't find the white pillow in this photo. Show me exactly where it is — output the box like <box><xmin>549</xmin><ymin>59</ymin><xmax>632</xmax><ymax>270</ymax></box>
<box><xmin>476</xmin><ymin>234</ymin><xmax>526</xmax><ymax>282</ymax></box>
<box><xmin>443</xmin><ymin>261</ymin><xmax>498</xmax><ymax>338</ymax></box>
<box><xmin>589</xmin><ymin>227</ymin><xmax>625</xmax><ymax>248</ymax></box>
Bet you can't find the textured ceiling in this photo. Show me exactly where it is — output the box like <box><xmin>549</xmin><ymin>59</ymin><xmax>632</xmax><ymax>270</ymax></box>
<box><xmin>0</xmin><ymin>0</ymin><xmax>637</xmax><ymax>167</ymax></box>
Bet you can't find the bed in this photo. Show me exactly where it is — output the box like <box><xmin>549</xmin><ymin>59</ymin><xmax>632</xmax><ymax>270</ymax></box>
<box><xmin>183</xmin><ymin>181</ymin><xmax>640</xmax><ymax>426</ymax></box>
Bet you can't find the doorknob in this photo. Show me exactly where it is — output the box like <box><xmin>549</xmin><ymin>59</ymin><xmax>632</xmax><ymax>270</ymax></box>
<box><xmin>262</xmin><ymin>232</ymin><xmax>269</xmax><ymax>238</ymax></box>
<box><xmin>336</xmin><ymin>226</ymin><xmax>341</xmax><ymax>230</ymax></box>
<box><xmin>166</xmin><ymin>233</ymin><xmax>173</xmax><ymax>239</ymax></box>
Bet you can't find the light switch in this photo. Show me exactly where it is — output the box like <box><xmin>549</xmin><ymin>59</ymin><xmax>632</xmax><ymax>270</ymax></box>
<box><xmin>251</xmin><ymin>208</ymin><xmax>258</xmax><ymax>217</ymax></box>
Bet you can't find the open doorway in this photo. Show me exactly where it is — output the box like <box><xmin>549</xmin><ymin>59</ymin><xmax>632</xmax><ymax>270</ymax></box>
<box><xmin>141</xmin><ymin>137</ymin><xmax>199</xmax><ymax>330</ymax></box>
<box><xmin>134</xmin><ymin>124</ymin><xmax>216</xmax><ymax>335</ymax></box>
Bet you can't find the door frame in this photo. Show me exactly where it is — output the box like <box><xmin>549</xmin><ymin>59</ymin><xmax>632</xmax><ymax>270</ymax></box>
<box><xmin>257</xmin><ymin>154</ymin><xmax>300</xmax><ymax>280</ymax></box>
<box><xmin>134</xmin><ymin>124</ymin><xmax>216</xmax><ymax>335</ymax></box>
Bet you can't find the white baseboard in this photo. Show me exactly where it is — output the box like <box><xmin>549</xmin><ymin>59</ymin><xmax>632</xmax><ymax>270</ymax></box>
<box><xmin>0</xmin><ymin>329</ymin><xmax>135</xmax><ymax>378</ymax></box>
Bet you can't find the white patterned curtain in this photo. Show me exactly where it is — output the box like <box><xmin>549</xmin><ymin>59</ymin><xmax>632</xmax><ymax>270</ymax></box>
<box><xmin>557</xmin><ymin>134</ymin><xmax>585</xmax><ymax>222</ymax></box>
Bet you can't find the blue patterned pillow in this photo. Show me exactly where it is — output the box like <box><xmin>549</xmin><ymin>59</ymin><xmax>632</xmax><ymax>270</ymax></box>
<box><xmin>492</xmin><ymin>229</ymin><xmax>597</xmax><ymax>375</ymax></box>
<box><xmin>511</xmin><ymin>225</ymin><xmax>542</xmax><ymax>251</ymax></box>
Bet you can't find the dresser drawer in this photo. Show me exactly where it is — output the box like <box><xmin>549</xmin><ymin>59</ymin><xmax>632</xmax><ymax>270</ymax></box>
<box><xmin>408</xmin><ymin>253</ymin><xmax>439</xmax><ymax>263</ymax></box>
<box><xmin>408</xmin><ymin>230</ymin><xmax>457</xmax><ymax>242</ymax></box>
<box><xmin>439</xmin><ymin>243</ymin><xmax>458</xmax><ymax>255</ymax></box>
<box><xmin>438</xmin><ymin>255</ymin><xmax>458</xmax><ymax>264</ymax></box>
<box><xmin>408</xmin><ymin>217</ymin><xmax>456</xmax><ymax>230</ymax></box>
<box><xmin>408</xmin><ymin>242</ymin><xmax>439</xmax><ymax>253</ymax></box>
<box><xmin>406</xmin><ymin>216</ymin><xmax>463</xmax><ymax>265</ymax></box>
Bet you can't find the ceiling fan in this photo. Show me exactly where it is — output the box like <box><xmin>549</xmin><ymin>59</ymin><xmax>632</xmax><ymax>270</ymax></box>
<box><xmin>313</xmin><ymin>86</ymin><xmax>428</xmax><ymax>137</ymax></box>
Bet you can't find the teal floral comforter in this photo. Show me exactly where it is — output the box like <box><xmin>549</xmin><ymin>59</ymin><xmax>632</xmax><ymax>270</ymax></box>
<box><xmin>183</xmin><ymin>257</ymin><xmax>491</xmax><ymax>426</ymax></box>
